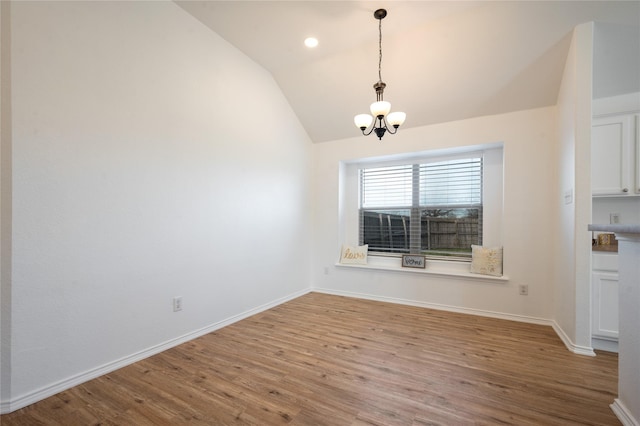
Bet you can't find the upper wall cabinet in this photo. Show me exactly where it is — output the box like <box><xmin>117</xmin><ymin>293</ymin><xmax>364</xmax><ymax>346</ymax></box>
<box><xmin>592</xmin><ymin>113</ymin><xmax>639</xmax><ymax>197</ymax></box>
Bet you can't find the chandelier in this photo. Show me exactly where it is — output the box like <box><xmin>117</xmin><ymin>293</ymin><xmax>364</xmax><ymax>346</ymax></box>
<box><xmin>354</xmin><ymin>9</ymin><xmax>406</xmax><ymax>140</ymax></box>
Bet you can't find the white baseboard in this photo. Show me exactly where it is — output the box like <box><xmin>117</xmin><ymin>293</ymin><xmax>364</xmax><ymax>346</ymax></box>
<box><xmin>0</xmin><ymin>287</ymin><xmax>311</xmax><ymax>415</ymax></box>
<box><xmin>550</xmin><ymin>321</ymin><xmax>596</xmax><ymax>356</ymax></box>
<box><xmin>592</xmin><ymin>337</ymin><xmax>619</xmax><ymax>353</ymax></box>
<box><xmin>313</xmin><ymin>287</ymin><xmax>553</xmax><ymax>325</ymax></box>
<box><xmin>611</xmin><ymin>399</ymin><xmax>640</xmax><ymax>426</ymax></box>
<box><xmin>313</xmin><ymin>288</ymin><xmax>597</xmax><ymax>356</ymax></box>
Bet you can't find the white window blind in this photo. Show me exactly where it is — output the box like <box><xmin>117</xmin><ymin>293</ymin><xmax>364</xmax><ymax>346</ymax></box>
<box><xmin>359</xmin><ymin>155</ymin><xmax>483</xmax><ymax>258</ymax></box>
<box><xmin>360</xmin><ymin>165</ymin><xmax>413</xmax><ymax>208</ymax></box>
<box><xmin>419</xmin><ymin>157</ymin><xmax>482</xmax><ymax>207</ymax></box>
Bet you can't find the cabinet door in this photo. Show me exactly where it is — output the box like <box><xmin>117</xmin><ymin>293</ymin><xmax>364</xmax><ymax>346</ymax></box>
<box><xmin>592</xmin><ymin>271</ymin><xmax>619</xmax><ymax>340</ymax></box>
<box><xmin>592</xmin><ymin>115</ymin><xmax>633</xmax><ymax>196</ymax></box>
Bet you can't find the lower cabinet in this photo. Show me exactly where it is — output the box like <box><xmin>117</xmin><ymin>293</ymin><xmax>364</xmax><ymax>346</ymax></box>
<box><xmin>592</xmin><ymin>253</ymin><xmax>619</xmax><ymax>351</ymax></box>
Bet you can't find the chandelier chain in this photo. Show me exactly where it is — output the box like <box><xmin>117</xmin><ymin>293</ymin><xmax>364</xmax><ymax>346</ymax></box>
<box><xmin>378</xmin><ymin>17</ymin><xmax>383</xmax><ymax>83</ymax></box>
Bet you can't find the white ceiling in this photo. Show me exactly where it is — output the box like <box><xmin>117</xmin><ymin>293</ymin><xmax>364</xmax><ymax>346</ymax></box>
<box><xmin>176</xmin><ymin>1</ymin><xmax>640</xmax><ymax>143</ymax></box>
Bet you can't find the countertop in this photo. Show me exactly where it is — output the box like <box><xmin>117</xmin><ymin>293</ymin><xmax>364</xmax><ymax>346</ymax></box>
<box><xmin>588</xmin><ymin>224</ymin><xmax>640</xmax><ymax>233</ymax></box>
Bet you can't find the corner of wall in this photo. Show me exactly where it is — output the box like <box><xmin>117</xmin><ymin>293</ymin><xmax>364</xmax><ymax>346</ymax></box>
<box><xmin>552</xmin><ymin>21</ymin><xmax>595</xmax><ymax>352</ymax></box>
<box><xmin>0</xmin><ymin>0</ymin><xmax>13</xmax><ymax>410</ymax></box>
<box><xmin>551</xmin><ymin>321</ymin><xmax>596</xmax><ymax>357</ymax></box>
<box><xmin>573</xmin><ymin>21</ymin><xmax>595</xmax><ymax>351</ymax></box>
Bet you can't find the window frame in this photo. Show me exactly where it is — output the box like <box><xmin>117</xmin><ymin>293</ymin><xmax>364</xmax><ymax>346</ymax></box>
<box><xmin>358</xmin><ymin>153</ymin><xmax>484</xmax><ymax>261</ymax></box>
<box><xmin>341</xmin><ymin>144</ymin><xmax>503</xmax><ymax>266</ymax></box>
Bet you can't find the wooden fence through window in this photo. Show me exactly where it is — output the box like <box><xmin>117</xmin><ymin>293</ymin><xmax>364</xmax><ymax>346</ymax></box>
<box><xmin>361</xmin><ymin>212</ymin><xmax>480</xmax><ymax>253</ymax></box>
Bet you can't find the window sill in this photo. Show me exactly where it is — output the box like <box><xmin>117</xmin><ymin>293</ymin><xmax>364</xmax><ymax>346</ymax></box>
<box><xmin>335</xmin><ymin>257</ymin><xmax>508</xmax><ymax>282</ymax></box>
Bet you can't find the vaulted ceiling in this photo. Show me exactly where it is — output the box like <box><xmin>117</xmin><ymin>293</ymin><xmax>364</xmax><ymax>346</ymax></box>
<box><xmin>176</xmin><ymin>1</ymin><xmax>640</xmax><ymax>143</ymax></box>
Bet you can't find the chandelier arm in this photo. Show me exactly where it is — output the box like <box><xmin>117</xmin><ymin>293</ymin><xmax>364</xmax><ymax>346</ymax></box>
<box><xmin>360</xmin><ymin>116</ymin><xmax>388</xmax><ymax>137</ymax></box>
<box><xmin>382</xmin><ymin>117</ymin><xmax>398</xmax><ymax>134</ymax></box>
<box><xmin>360</xmin><ymin>116</ymin><xmax>379</xmax><ymax>136</ymax></box>
<box><xmin>360</xmin><ymin>117</ymin><xmax>395</xmax><ymax>140</ymax></box>
<box><xmin>361</xmin><ymin>125</ymin><xmax>376</xmax><ymax>137</ymax></box>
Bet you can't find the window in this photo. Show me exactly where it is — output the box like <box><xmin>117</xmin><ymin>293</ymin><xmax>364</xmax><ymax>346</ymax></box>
<box><xmin>359</xmin><ymin>155</ymin><xmax>483</xmax><ymax>260</ymax></box>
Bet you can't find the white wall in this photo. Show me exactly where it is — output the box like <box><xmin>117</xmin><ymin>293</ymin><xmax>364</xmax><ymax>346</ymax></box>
<box><xmin>553</xmin><ymin>23</ymin><xmax>594</xmax><ymax>355</ymax></box>
<box><xmin>593</xmin><ymin>22</ymin><xmax>640</xmax><ymax>99</ymax></box>
<box><xmin>593</xmin><ymin>197</ymin><xmax>640</xmax><ymax>226</ymax></box>
<box><xmin>2</xmin><ymin>1</ymin><xmax>311</xmax><ymax>411</ymax></box>
<box><xmin>312</xmin><ymin>107</ymin><xmax>557</xmax><ymax>321</ymax></box>
<box><xmin>0</xmin><ymin>0</ymin><xmax>13</xmax><ymax>409</ymax></box>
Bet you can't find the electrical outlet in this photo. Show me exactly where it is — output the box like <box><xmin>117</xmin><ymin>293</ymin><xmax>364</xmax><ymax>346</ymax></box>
<box><xmin>519</xmin><ymin>285</ymin><xmax>529</xmax><ymax>296</ymax></box>
<box><xmin>173</xmin><ymin>296</ymin><xmax>183</xmax><ymax>312</ymax></box>
<box><xmin>610</xmin><ymin>213</ymin><xmax>620</xmax><ymax>224</ymax></box>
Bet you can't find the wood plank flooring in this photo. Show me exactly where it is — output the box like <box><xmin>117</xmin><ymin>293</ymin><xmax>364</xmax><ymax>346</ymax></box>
<box><xmin>1</xmin><ymin>292</ymin><xmax>620</xmax><ymax>425</ymax></box>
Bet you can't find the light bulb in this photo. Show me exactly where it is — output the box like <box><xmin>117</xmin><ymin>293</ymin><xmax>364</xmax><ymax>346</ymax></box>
<box><xmin>370</xmin><ymin>101</ymin><xmax>391</xmax><ymax>118</ymax></box>
<box><xmin>387</xmin><ymin>111</ymin><xmax>406</xmax><ymax>128</ymax></box>
<box><xmin>354</xmin><ymin>114</ymin><xmax>373</xmax><ymax>130</ymax></box>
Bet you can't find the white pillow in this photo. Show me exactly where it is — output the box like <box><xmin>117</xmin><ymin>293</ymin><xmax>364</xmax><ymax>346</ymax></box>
<box><xmin>340</xmin><ymin>244</ymin><xmax>368</xmax><ymax>265</ymax></box>
<box><xmin>470</xmin><ymin>245</ymin><xmax>503</xmax><ymax>276</ymax></box>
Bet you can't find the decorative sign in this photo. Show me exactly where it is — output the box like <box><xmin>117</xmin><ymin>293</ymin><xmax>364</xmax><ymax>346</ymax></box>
<box><xmin>402</xmin><ymin>255</ymin><xmax>426</xmax><ymax>269</ymax></box>
<box><xmin>340</xmin><ymin>244</ymin><xmax>368</xmax><ymax>265</ymax></box>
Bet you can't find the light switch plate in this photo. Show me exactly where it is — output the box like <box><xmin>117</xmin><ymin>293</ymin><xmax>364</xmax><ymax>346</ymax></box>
<box><xmin>564</xmin><ymin>189</ymin><xmax>573</xmax><ymax>205</ymax></box>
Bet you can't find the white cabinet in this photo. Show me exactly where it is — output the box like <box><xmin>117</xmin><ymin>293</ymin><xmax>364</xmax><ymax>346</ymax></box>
<box><xmin>592</xmin><ymin>253</ymin><xmax>619</xmax><ymax>344</ymax></box>
<box><xmin>591</xmin><ymin>114</ymin><xmax>639</xmax><ymax>196</ymax></box>
<box><xmin>592</xmin><ymin>271</ymin><xmax>619</xmax><ymax>339</ymax></box>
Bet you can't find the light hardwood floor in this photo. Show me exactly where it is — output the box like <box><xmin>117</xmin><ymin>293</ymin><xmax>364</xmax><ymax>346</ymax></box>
<box><xmin>2</xmin><ymin>292</ymin><xmax>619</xmax><ymax>425</ymax></box>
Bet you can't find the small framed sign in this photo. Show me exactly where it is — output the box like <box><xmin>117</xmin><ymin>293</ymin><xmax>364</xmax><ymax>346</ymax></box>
<box><xmin>402</xmin><ymin>255</ymin><xmax>426</xmax><ymax>269</ymax></box>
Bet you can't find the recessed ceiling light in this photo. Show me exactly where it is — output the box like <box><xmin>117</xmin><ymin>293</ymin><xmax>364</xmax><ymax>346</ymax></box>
<box><xmin>304</xmin><ymin>37</ymin><xmax>318</xmax><ymax>48</ymax></box>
